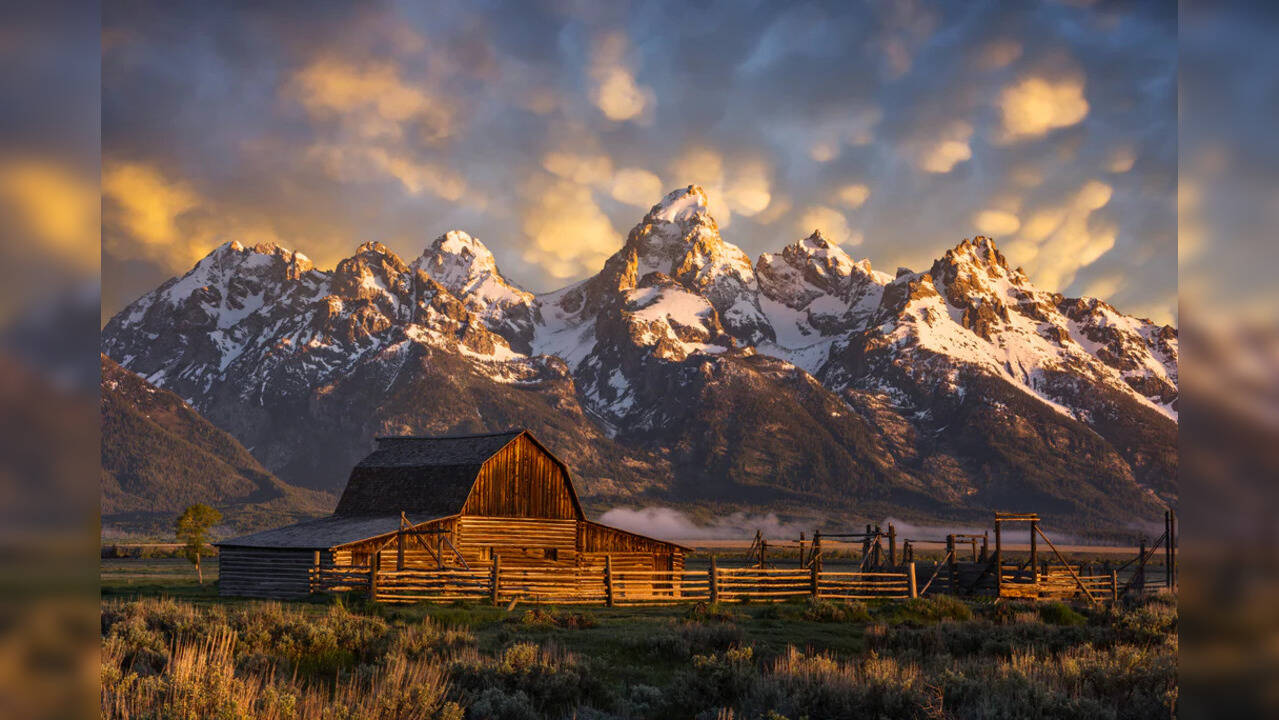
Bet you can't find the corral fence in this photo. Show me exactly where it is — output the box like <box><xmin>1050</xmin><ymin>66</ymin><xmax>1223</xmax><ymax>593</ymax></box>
<box><xmin>311</xmin><ymin>558</ymin><xmax>916</xmax><ymax>606</ymax></box>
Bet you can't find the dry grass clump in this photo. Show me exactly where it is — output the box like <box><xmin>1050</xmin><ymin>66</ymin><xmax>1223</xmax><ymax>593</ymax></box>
<box><xmin>101</xmin><ymin>627</ymin><xmax>461</xmax><ymax>720</ymax></box>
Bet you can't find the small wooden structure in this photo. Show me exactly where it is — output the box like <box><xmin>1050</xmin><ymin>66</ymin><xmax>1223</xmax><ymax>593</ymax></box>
<box><xmin>217</xmin><ymin>430</ymin><xmax>688</xmax><ymax>599</ymax></box>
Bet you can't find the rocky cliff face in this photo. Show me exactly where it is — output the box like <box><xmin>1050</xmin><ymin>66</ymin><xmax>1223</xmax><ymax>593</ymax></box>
<box><xmin>102</xmin><ymin>186</ymin><xmax>1178</xmax><ymax>531</ymax></box>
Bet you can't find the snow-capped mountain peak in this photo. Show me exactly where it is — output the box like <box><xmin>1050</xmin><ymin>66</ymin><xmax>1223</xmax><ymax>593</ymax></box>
<box><xmin>645</xmin><ymin>184</ymin><xmax>712</xmax><ymax>226</ymax></box>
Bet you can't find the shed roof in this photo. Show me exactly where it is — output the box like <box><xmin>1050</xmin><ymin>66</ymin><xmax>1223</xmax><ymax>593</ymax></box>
<box><xmin>216</xmin><ymin>514</ymin><xmax>406</xmax><ymax>549</ymax></box>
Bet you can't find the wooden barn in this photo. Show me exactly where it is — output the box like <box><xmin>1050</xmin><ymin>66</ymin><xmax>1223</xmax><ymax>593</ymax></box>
<box><xmin>217</xmin><ymin>430</ymin><xmax>688</xmax><ymax>599</ymax></box>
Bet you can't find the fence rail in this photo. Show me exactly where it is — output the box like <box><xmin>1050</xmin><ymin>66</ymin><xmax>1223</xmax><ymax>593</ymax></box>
<box><xmin>311</xmin><ymin>563</ymin><xmax>915</xmax><ymax>605</ymax></box>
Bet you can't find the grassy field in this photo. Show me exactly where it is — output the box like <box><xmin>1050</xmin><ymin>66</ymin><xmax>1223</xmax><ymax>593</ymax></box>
<box><xmin>101</xmin><ymin>557</ymin><xmax>1176</xmax><ymax>719</ymax></box>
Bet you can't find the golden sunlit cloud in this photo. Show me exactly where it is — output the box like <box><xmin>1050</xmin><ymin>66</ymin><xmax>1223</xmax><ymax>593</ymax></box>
<box><xmin>1012</xmin><ymin>179</ymin><xmax>1116</xmax><ymax>291</ymax></box>
<box><xmin>918</xmin><ymin>121</ymin><xmax>973</xmax><ymax>174</ymax></box>
<box><xmin>1107</xmin><ymin>146</ymin><xmax>1136</xmax><ymax>173</ymax></box>
<box><xmin>752</xmin><ymin>194</ymin><xmax>792</xmax><ymax>225</ymax></box>
<box><xmin>308</xmin><ymin>144</ymin><xmax>468</xmax><ymax>201</ymax></box>
<box><xmin>809</xmin><ymin>142</ymin><xmax>839</xmax><ymax>163</ymax></box>
<box><xmin>973</xmin><ymin>209</ymin><xmax>1021</xmax><ymax>236</ymax></box>
<box><xmin>977</xmin><ymin>39</ymin><xmax>1022</xmax><ymax>70</ymax></box>
<box><xmin>998</xmin><ymin>72</ymin><xmax>1089</xmax><ymax>141</ymax></box>
<box><xmin>836</xmin><ymin>183</ymin><xmax>870</xmax><ymax>209</ymax></box>
<box><xmin>0</xmin><ymin>160</ymin><xmax>99</xmax><ymax>271</ymax></box>
<box><xmin>590</xmin><ymin>32</ymin><xmax>653</xmax><ymax>123</ymax></box>
<box><xmin>611</xmin><ymin>168</ymin><xmax>664</xmax><ymax>207</ymax></box>
<box><xmin>290</xmin><ymin>58</ymin><xmax>454</xmax><ymax>142</ymax></box>
<box><xmin>1081</xmin><ymin>272</ymin><xmax>1123</xmax><ymax>300</ymax></box>
<box><xmin>725</xmin><ymin>161</ymin><xmax>772</xmax><ymax>217</ymax></box>
<box><xmin>542</xmin><ymin>151</ymin><xmax>614</xmax><ymax>187</ymax></box>
<box><xmin>796</xmin><ymin>205</ymin><xmax>858</xmax><ymax>246</ymax></box>
<box><xmin>667</xmin><ymin>147</ymin><xmax>733</xmax><ymax>226</ymax></box>
<box><xmin>103</xmin><ymin>162</ymin><xmax>199</xmax><ymax>247</ymax></box>
<box><xmin>521</xmin><ymin>179</ymin><xmax>622</xmax><ymax>279</ymax></box>
<box><xmin>102</xmin><ymin>161</ymin><xmax>295</xmax><ymax>272</ymax></box>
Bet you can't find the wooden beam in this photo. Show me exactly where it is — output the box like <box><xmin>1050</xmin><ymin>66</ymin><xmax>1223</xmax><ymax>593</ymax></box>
<box><xmin>888</xmin><ymin>524</ymin><xmax>897</xmax><ymax>567</ymax></box>
<box><xmin>994</xmin><ymin>520</ymin><xmax>1002</xmax><ymax>596</ymax></box>
<box><xmin>709</xmin><ymin>556</ymin><xmax>719</xmax><ymax>603</ymax></box>
<box><xmin>908</xmin><ymin>562</ymin><xmax>918</xmax><ymax>599</ymax></box>
<box><xmin>1034</xmin><ymin>525</ymin><xmax>1098</xmax><ymax>603</ymax></box>
<box><xmin>1029</xmin><ymin>520</ymin><xmax>1038</xmax><ymax>583</ymax></box>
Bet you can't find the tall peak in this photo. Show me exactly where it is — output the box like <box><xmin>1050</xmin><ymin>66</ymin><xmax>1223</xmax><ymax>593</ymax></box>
<box><xmin>415</xmin><ymin>230</ymin><xmax>505</xmax><ymax>294</ymax></box>
<box><xmin>645</xmin><ymin>185</ymin><xmax>711</xmax><ymax>225</ymax></box>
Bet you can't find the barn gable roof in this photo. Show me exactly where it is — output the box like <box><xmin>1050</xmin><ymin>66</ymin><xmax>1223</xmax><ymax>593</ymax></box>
<box><xmin>332</xmin><ymin>429</ymin><xmax>584</xmax><ymax>519</ymax></box>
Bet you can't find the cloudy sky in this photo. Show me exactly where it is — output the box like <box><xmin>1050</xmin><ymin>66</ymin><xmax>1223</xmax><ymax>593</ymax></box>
<box><xmin>100</xmin><ymin>0</ymin><xmax>1176</xmax><ymax>324</ymax></box>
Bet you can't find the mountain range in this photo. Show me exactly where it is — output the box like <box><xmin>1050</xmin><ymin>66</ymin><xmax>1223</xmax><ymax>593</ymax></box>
<box><xmin>101</xmin><ymin>185</ymin><xmax>1178</xmax><ymax>536</ymax></box>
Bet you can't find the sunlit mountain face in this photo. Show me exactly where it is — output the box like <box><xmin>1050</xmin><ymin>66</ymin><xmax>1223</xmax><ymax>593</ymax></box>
<box><xmin>101</xmin><ymin>0</ymin><xmax>1177</xmax><ymax>332</ymax></box>
<box><xmin>102</xmin><ymin>185</ymin><xmax>1176</xmax><ymax>535</ymax></box>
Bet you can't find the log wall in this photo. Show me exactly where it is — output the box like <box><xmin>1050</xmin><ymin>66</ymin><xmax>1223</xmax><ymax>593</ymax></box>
<box><xmin>219</xmin><ymin>547</ymin><xmax>330</xmax><ymax>600</ymax></box>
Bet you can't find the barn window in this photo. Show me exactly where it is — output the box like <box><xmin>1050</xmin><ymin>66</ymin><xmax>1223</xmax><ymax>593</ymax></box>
<box><xmin>543</xmin><ymin>548</ymin><xmax>558</xmax><ymax>561</ymax></box>
<box><xmin>477</xmin><ymin>546</ymin><xmax>492</xmax><ymax>561</ymax></box>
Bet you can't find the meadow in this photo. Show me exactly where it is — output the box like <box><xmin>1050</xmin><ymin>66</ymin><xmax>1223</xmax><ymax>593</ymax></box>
<box><xmin>100</xmin><ymin>557</ymin><xmax>1176</xmax><ymax>719</ymax></box>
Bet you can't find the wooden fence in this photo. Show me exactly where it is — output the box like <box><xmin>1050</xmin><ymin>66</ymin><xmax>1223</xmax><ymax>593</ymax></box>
<box><xmin>311</xmin><ymin>561</ymin><xmax>916</xmax><ymax>605</ymax></box>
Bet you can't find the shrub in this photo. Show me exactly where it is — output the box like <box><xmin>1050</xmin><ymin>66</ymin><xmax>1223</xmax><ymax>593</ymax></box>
<box><xmin>801</xmin><ymin>598</ymin><xmax>871</xmax><ymax>623</ymax></box>
<box><xmin>685</xmin><ymin>601</ymin><xmax>742</xmax><ymax>623</ymax></box>
<box><xmin>1039</xmin><ymin>602</ymin><xmax>1087</xmax><ymax>627</ymax></box>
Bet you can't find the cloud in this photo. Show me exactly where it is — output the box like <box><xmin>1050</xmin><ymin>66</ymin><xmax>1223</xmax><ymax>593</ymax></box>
<box><xmin>0</xmin><ymin>159</ymin><xmax>99</xmax><ymax>271</ymax></box>
<box><xmin>725</xmin><ymin>160</ymin><xmax>773</xmax><ymax>217</ymax></box>
<box><xmin>102</xmin><ymin>162</ymin><xmax>200</xmax><ymax>248</ymax></box>
<box><xmin>977</xmin><ymin>39</ymin><xmax>1022</xmax><ymax>70</ymax></box>
<box><xmin>809</xmin><ymin>142</ymin><xmax>839</xmax><ymax>163</ymax></box>
<box><xmin>290</xmin><ymin>57</ymin><xmax>454</xmax><ymax>143</ymax></box>
<box><xmin>1107</xmin><ymin>146</ymin><xmax>1136</xmax><ymax>173</ymax></box>
<box><xmin>998</xmin><ymin>72</ymin><xmax>1089</xmax><ymax>141</ymax></box>
<box><xmin>520</xmin><ymin>178</ymin><xmax>622</xmax><ymax>279</ymax></box>
<box><xmin>836</xmin><ymin>183</ymin><xmax>870</xmax><ymax>209</ymax></box>
<box><xmin>542</xmin><ymin>151</ymin><xmax>614</xmax><ymax>187</ymax></box>
<box><xmin>752</xmin><ymin>193</ymin><xmax>792</xmax><ymax>225</ymax></box>
<box><xmin>102</xmin><ymin>161</ymin><xmax>295</xmax><ymax>273</ymax></box>
<box><xmin>611</xmin><ymin>167</ymin><xmax>664</xmax><ymax>207</ymax></box>
<box><xmin>668</xmin><ymin>147</ymin><xmax>733</xmax><ymax>226</ymax></box>
<box><xmin>917</xmin><ymin>121</ymin><xmax>973</xmax><ymax>174</ymax></box>
<box><xmin>1010</xmin><ymin>179</ymin><xmax>1116</xmax><ymax>291</ymax></box>
<box><xmin>796</xmin><ymin>205</ymin><xmax>858</xmax><ymax>245</ymax></box>
<box><xmin>1081</xmin><ymin>272</ymin><xmax>1123</xmax><ymax>300</ymax></box>
<box><xmin>598</xmin><ymin>506</ymin><xmax>807</xmax><ymax>540</ymax></box>
<box><xmin>308</xmin><ymin>144</ymin><xmax>468</xmax><ymax>201</ymax></box>
<box><xmin>590</xmin><ymin>31</ymin><xmax>653</xmax><ymax>123</ymax></box>
<box><xmin>807</xmin><ymin>107</ymin><xmax>882</xmax><ymax>163</ymax></box>
<box><xmin>973</xmin><ymin>209</ymin><xmax>1021</xmax><ymax>236</ymax></box>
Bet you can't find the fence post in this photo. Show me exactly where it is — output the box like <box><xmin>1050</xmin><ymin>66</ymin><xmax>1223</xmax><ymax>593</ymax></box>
<box><xmin>1029</xmin><ymin>519</ymin><xmax>1038</xmax><ymax>583</ymax></box>
<box><xmin>1110</xmin><ymin>569</ymin><xmax>1119</xmax><ymax>604</ymax></box>
<box><xmin>605</xmin><ymin>555</ymin><xmax>615</xmax><ymax>607</ymax></box>
<box><xmin>810</xmin><ymin>559</ymin><xmax>819</xmax><ymax>598</ymax></box>
<box><xmin>888</xmin><ymin>524</ymin><xmax>897</xmax><ymax>567</ymax></box>
<box><xmin>490</xmin><ymin>554</ymin><xmax>500</xmax><ymax>606</ymax></box>
<box><xmin>946</xmin><ymin>535</ymin><xmax>956</xmax><ymax>595</ymax></box>
<box><xmin>908</xmin><ymin>562</ymin><xmax>918</xmax><ymax>599</ymax></box>
<box><xmin>994</xmin><ymin>520</ymin><xmax>1003</xmax><ymax>597</ymax></box>
<box><xmin>311</xmin><ymin>550</ymin><xmax>320</xmax><ymax>593</ymax></box>
<box><xmin>369</xmin><ymin>550</ymin><xmax>381</xmax><ymax>600</ymax></box>
<box><xmin>1136</xmin><ymin>537</ymin><xmax>1146</xmax><ymax>593</ymax></box>
<box><xmin>709</xmin><ymin>556</ymin><xmax>719</xmax><ymax>603</ymax></box>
